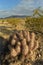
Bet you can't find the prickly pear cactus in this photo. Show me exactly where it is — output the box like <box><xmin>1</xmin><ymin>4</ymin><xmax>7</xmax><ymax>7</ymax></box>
<box><xmin>1</xmin><ymin>30</ymin><xmax>43</xmax><ymax>65</ymax></box>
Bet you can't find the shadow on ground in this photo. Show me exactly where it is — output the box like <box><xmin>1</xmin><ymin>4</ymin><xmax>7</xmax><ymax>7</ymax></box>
<box><xmin>33</xmin><ymin>59</ymin><xmax>43</xmax><ymax>65</ymax></box>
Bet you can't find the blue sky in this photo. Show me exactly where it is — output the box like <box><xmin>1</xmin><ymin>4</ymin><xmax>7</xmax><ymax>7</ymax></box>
<box><xmin>0</xmin><ymin>0</ymin><xmax>43</xmax><ymax>18</ymax></box>
<box><xmin>0</xmin><ymin>0</ymin><xmax>21</xmax><ymax>10</ymax></box>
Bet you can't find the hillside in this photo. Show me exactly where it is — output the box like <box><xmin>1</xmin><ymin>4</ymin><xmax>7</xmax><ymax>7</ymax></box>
<box><xmin>0</xmin><ymin>16</ymin><xmax>43</xmax><ymax>38</ymax></box>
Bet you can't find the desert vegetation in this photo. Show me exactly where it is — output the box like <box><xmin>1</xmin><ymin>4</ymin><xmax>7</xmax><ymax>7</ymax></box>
<box><xmin>0</xmin><ymin>8</ymin><xmax>43</xmax><ymax>65</ymax></box>
<box><xmin>0</xmin><ymin>30</ymin><xmax>43</xmax><ymax>65</ymax></box>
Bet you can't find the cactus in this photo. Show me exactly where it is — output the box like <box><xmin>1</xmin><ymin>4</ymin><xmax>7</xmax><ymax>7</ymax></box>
<box><xmin>1</xmin><ymin>30</ymin><xmax>41</xmax><ymax>65</ymax></box>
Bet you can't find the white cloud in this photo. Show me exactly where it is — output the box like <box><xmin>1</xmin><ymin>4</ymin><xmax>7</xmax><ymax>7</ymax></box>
<box><xmin>10</xmin><ymin>0</ymin><xmax>35</xmax><ymax>16</ymax></box>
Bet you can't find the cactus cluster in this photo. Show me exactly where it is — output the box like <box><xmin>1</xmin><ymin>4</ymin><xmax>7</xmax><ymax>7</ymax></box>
<box><xmin>1</xmin><ymin>30</ymin><xmax>42</xmax><ymax>65</ymax></box>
